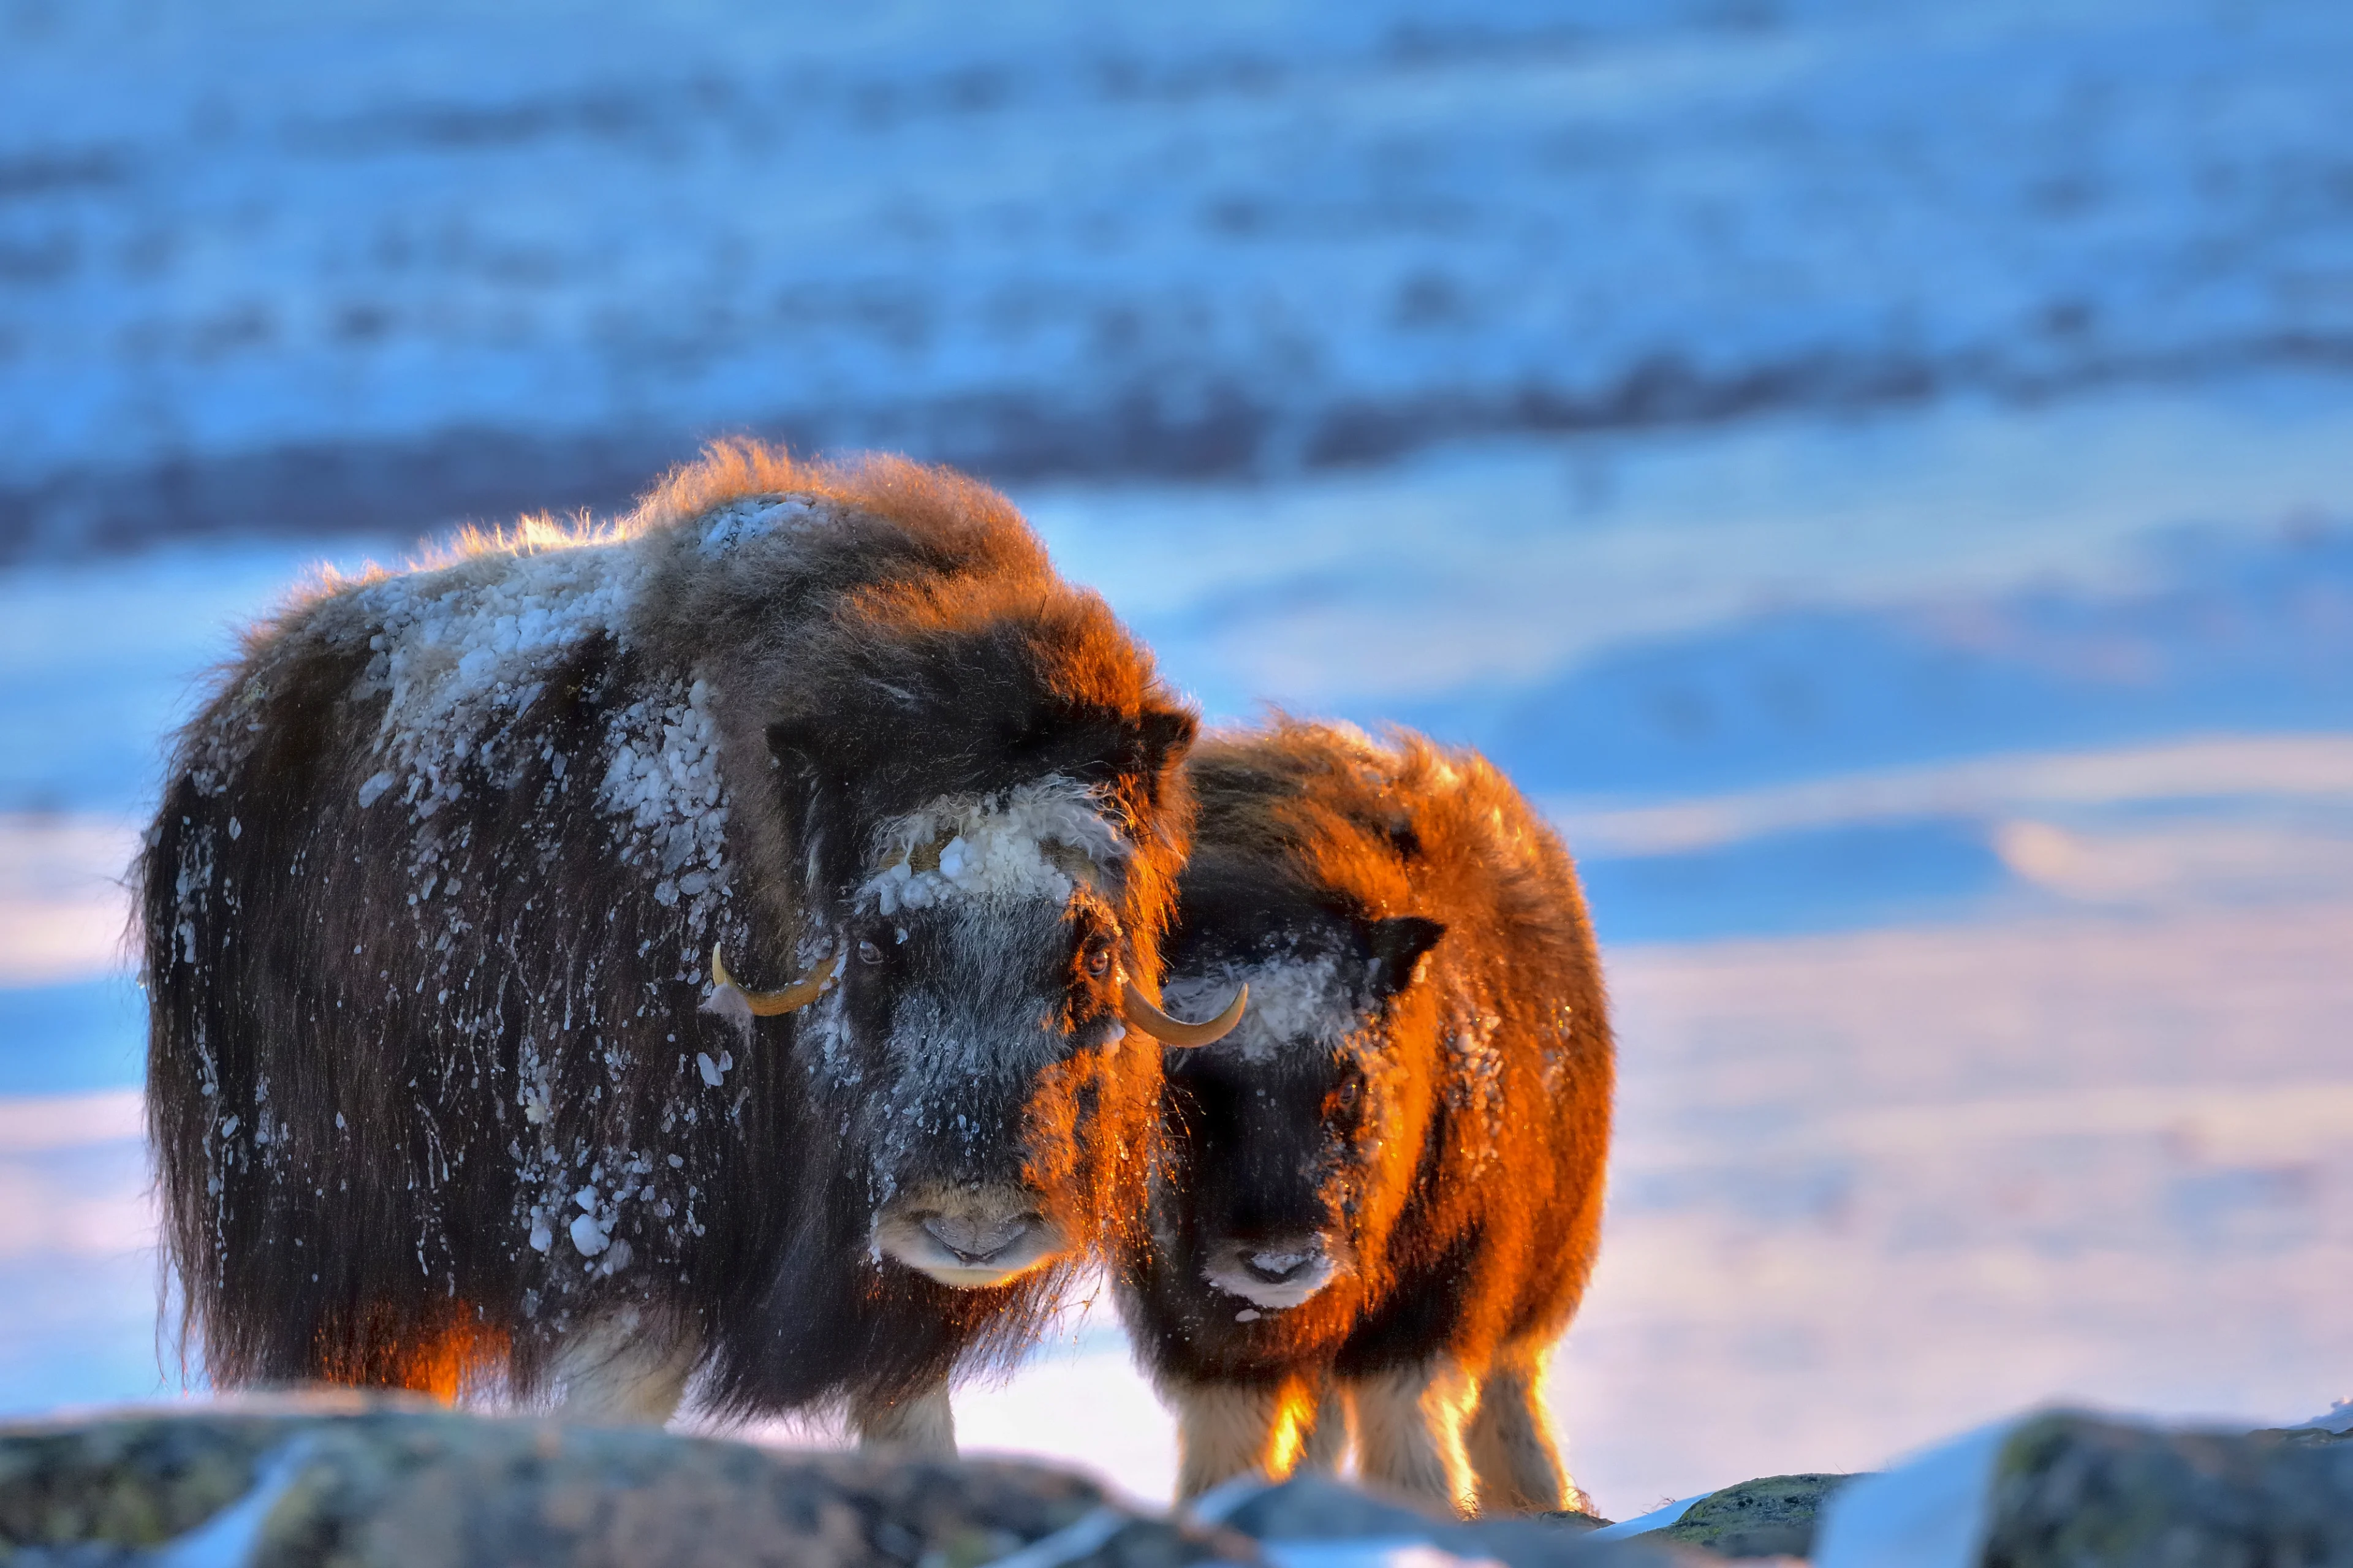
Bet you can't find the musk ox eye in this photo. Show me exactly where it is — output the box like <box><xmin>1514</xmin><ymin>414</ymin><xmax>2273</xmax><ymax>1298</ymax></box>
<box><xmin>1082</xmin><ymin>942</ymin><xmax>1113</xmax><ymax>979</ymax></box>
<box><xmin>857</xmin><ymin>939</ymin><xmax>884</xmax><ymax>966</ymax></box>
<box><xmin>1332</xmin><ymin>1078</ymin><xmax>1362</xmax><ymax>1115</ymax></box>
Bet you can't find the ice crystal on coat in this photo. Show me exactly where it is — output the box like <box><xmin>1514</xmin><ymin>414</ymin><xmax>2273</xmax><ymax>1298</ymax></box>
<box><xmin>695</xmin><ymin>493</ymin><xmax>826</xmax><ymax>559</ymax></box>
<box><xmin>354</xmin><ymin>536</ymin><xmax>644</xmax><ymax>822</ymax></box>
<box><xmin>599</xmin><ymin>676</ymin><xmax>733</xmax><ymax>941</ymax></box>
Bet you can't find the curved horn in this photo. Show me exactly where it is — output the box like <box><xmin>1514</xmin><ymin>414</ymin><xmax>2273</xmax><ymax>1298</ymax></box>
<box><xmin>1121</xmin><ymin>979</ymin><xmax>1248</xmax><ymax>1049</ymax></box>
<box><xmin>710</xmin><ymin>944</ymin><xmax>832</xmax><ymax>1017</ymax></box>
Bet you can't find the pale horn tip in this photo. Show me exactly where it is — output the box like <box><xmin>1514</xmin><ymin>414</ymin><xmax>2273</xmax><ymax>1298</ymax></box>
<box><xmin>1121</xmin><ymin>979</ymin><xmax>1248</xmax><ymax>1049</ymax></box>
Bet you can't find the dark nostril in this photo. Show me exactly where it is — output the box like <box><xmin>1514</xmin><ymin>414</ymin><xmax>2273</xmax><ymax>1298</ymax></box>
<box><xmin>1240</xmin><ymin>1243</ymin><xmax>1319</xmax><ymax>1283</ymax></box>
<box><xmin>923</xmin><ymin>1213</ymin><xmax>1031</xmax><ymax>1263</ymax></box>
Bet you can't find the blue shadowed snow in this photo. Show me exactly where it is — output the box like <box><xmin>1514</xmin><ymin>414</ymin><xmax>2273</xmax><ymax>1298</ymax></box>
<box><xmin>4</xmin><ymin>1</ymin><xmax>2353</xmax><ymax>545</ymax></box>
<box><xmin>0</xmin><ymin>982</ymin><xmax>146</xmax><ymax>1096</ymax></box>
<box><xmin>1393</xmin><ymin>520</ymin><xmax>2353</xmax><ymax>801</ymax></box>
<box><xmin>1578</xmin><ymin>820</ymin><xmax>2011</xmax><ymax>945</ymax></box>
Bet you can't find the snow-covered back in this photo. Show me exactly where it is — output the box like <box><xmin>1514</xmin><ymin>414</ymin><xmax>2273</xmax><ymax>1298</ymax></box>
<box><xmin>352</xmin><ymin>535</ymin><xmax>643</xmax><ymax>820</ymax></box>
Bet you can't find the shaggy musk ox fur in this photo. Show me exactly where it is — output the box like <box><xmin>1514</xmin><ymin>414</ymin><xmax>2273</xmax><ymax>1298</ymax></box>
<box><xmin>139</xmin><ymin>443</ymin><xmax>1200</xmax><ymax>1445</ymax></box>
<box><xmin>1115</xmin><ymin>719</ymin><xmax>1612</xmax><ymax>1516</ymax></box>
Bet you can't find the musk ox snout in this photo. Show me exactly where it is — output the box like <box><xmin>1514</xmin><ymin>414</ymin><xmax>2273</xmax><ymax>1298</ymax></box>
<box><xmin>1200</xmin><ymin>1230</ymin><xmax>1349</xmax><ymax>1311</ymax></box>
<box><xmin>874</xmin><ymin>1182</ymin><xmax>1066</xmax><ymax>1288</ymax></box>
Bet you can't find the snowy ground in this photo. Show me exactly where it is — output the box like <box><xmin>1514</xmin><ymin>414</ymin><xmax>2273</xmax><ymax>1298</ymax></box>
<box><xmin>5</xmin><ymin>0</ymin><xmax>2352</xmax><ymax>547</ymax></box>
<box><xmin>4</xmin><ymin>366</ymin><xmax>2349</xmax><ymax>1512</ymax></box>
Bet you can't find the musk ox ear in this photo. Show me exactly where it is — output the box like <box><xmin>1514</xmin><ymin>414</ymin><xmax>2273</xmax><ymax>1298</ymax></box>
<box><xmin>1135</xmin><ymin>708</ymin><xmax>1198</xmax><ymax>776</ymax></box>
<box><xmin>1365</xmin><ymin>915</ymin><xmax>1447</xmax><ymax>1001</ymax></box>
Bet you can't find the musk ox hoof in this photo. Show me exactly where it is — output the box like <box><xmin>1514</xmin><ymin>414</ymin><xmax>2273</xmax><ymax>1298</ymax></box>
<box><xmin>874</xmin><ymin>1185</ymin><xmax>1064</xmax><ymax>1288</ymax></box>
<box><xmin>1202</xmin><ymin>1235</ymin><xmax>1341</xmax><ymax>1311</ymax></box>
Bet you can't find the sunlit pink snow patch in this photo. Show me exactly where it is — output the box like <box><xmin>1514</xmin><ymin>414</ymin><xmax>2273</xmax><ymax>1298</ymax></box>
<box><xmin>0</xmin><ymin>1088</ymin><xmax>154</xmax><ymax>1258</ymax></box>
<box><xmin>0</xmin><ymin>814</ymin><xmax>140</xmax><ymax>983</ymax></box>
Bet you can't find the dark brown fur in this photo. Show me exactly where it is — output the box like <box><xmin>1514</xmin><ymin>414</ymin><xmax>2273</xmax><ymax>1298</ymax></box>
<box><xmin>140</xmin><ymin>443</ymin><xmax>1195</xmax><ymax>1419</ymax></box>
<box><xmin>1114</xmin><ymin>718</ymin><xmax>1612</xmax><ymax>1510</ymax></box>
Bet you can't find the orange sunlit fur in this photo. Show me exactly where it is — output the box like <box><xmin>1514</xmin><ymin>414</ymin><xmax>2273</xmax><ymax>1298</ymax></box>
<box><xmin>313</xmin><ymin>1305</ymin><xmax>509</xmax><ymax>1402</ymax></box>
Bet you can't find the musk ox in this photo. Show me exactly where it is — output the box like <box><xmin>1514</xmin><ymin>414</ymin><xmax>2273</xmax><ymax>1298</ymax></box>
<box><xmin>1114</xmin><ymin>718</ymin><xmax>1612</xmax><ymax>1515</ymax></box>
<box><xmin>140</xmin><ymin>443</ymin><xmax>1243</xmax><ymax>1450</ymax></box>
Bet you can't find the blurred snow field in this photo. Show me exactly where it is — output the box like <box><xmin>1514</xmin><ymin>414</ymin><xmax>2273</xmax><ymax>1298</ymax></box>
<box><xmin>6</xmin><ymin>0</ymin><xmax>2353</xmax><ymax>545</ymax></box>
<box><xmin>2</xmin><ymin>375</ymin><xmax>2351</xmax><ymax>1507</ymax></box>
<box><xmin>3</xmin><ymin>0</ymin><xmax>2351</xmax><ymax>1520</ymax></box>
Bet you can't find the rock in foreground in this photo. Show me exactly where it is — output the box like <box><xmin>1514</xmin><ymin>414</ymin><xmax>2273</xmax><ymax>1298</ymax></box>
<box><xmin>0</xmin><ymin>1399</ymin><xmax>1243</xmax><ymax>1567</ymax></box>
<box><xmin>1979</xmin><ymin>1412</ymin><xmax>2353</xmax><ymax>1567</ymax></box>
<box><xmin>0</xmin><ymin>1401</ymin><xmax>1724</xmax><ymax>1567</ymax></box>
<box><xmin>1659</xmin><ymin>1473</ymin><xmax>1855</xmax><ymax>1559</ymax></box>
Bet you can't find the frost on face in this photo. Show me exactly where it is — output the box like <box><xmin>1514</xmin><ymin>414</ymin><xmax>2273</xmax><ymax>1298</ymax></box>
<box><xmin>1165</xmin><ymin>950</ymin><xmax>1365</xmax><ymax>1066</ymax></box>
<box><xmin>858</xmin><ymin>776</ymin><xmax>1124</xmax><ymax>917</ymax></box>
<box><xmin>805</xmin><ymin>781</ymin><xmax>1128</xmax><ymax>1213</ymax></box>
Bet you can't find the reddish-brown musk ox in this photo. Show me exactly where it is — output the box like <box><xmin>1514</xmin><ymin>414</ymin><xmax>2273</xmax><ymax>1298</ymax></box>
<box><xmin>139</xmin><ymin>442</ymin><xmax>1245</xmax><ymax>1451</ymax></box>
<box><xmin>1115</xmin><ymin>718</ymin><xmax>1612</xmax><ymax>1515</ymax></box>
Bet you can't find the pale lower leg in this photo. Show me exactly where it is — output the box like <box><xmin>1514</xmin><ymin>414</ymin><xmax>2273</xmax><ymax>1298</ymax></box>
<box><xmin>850</xmin><ymin>1380</ymin><xmax>957</xmax><ymax>1458</ymax></box>
<box><xmin>1295</xmin><ymin>1374</ymin><xmax>1351</xmax><ymax>1475</ymax></box>
<box><xmin>1348</xmin><ymin>1360</ymin><xmax>1479</xmax><ymax>1518</ymax></box>
<box><xmin>1167</xmin><ymin>1379</ymin><xmax>1296</xmax><ymax>1499</ymax></box>
<box><xmin>552</xmin><ymin>1311</ymin><xmax>699</xmax><ymax>1426</ymax></box>
<box><xmin>1464</xmin><ymin>1346</ymin><xmax>1583</xmax><ymax>1515</ymax></box>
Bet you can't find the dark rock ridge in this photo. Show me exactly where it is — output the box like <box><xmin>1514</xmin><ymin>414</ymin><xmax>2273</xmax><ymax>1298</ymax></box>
<box><xmin>1656</xmin><ymin>1474</ymin><xmax>1855</xmax><ymax>1560</ymax></box>
<box><xmin>0</xmin><ymin>1401</ymin><xmax>1702</xmax><ymax>1567</ymax></box>
<box><xmin>0</xmin><ymin>1400</ymin><xmax>1245</xmax><ymax>1568</ymax></box>
<box><xmin>1980</xmin><ymin>1412</ymin><xmax>2353</xmax><ymax>1568</ymax></box>
<box><xmin>9</xmin><ymin>1400</ymin><xmax>2348</xmax><ymax>1565</ymax></box>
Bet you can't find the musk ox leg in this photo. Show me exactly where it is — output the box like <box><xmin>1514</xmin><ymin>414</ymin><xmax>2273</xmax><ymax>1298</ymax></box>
<box><xmin>1294</xmin><ymin>1374</ymin><xmax>1351</xmax><ymax>1476</ymax></box>
<box><xmin>1168</xmin><ymin>1379</ymin><xmax>1285</xmax><ymax>1499</ymax></box>
<box><xmin>849</xmin><ymin>1380</ymin><xmax>957</xmax><ymax>1458</ymax></box>
<box><xmin>1464</xmin><ymin>1345</ymin><xmax>1585</xmax><ymax>1516</ymax></box>
<box><xmin>551</xmin><ymin>1312</ymin><xmax>700</xmax><ymax>1426</ymax></box>
<box><xmin>1347</xmin><ymin>1360</ymin><xmax>1479</xmax><ymax>1517</ymax></box>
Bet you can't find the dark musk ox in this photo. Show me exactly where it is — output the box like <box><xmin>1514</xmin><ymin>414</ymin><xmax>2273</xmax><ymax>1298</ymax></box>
<box><xmin>139</xmin><ymin>442</ymin><xmax>1243</xmax><ymax>1451</ymax></box>
<box><xmin>1115</xmin><ymin>718</ymin><xmax>1612</xmax><ymax>1516</ymax></box>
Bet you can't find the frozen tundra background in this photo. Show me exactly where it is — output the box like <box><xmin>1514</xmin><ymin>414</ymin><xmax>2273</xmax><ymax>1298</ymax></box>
<box><xmin>2</xmin><ymin>0</ymin><xmax>2351</xmax><ymax>1519</ymax></box>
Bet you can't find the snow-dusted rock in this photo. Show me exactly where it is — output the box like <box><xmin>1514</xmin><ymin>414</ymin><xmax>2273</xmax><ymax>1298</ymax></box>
<box><xmin>1191</xmin><ymin>1474</ymin><xmax>1712</xmax><ymax>1567</ymax></box>
<box><xmin>1976</xmin><ymin>1413</ymin><xmax>2353</xmax><ymax>1567</ymax></box>
<box><xmin>1817</xmin><ymin>1409</ymin><xmax>2353</xmax><ymax>1568</ymax></box>
<box><xmin>0</xmin><ymin>1400</ymin><xmax>1252</xmax><ymax>1567</ymax></box>
<box><xmin>0</xmin><ymin>1404</ymin><xmax>1765</xmax><ymax>1567</ymax></box>
<box><xmin>1648</xmin><ymin>1473</ymin><xmax>1857</xmax><ymax>1559</ymax></box>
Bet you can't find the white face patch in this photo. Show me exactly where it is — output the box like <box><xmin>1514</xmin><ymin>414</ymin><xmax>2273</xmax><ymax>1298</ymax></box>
<box><xmin>872</xmin><ymin>1183</ymin><xmax>1067</xmax><ymax>1289</ymax></box>
<box><xmin>1202</xmin><ymin>1244</ymin><xmax>1343</xmax><ymax>1311</ymax></box>
<box><xmin>858</xmin><ymin>776</ymin><xmax>1124</xmax><ymax>916</ymax></box>
<box><xmin>1164</xmin><ymin>952</ymin><xmax>1370</xmax><ymax>1065</ymax></box>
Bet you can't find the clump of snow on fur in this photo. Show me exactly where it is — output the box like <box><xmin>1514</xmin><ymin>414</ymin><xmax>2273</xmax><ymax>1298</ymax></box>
<box><xmin>695</xmin><ymin>493</ymin><xmax>827</xmax><ymax>559</ymax></box>
<box><xmin>334</xmin><ymin>533</ymin><xmax>744</xmax><ymax>1285</ymax></box>
<box><xmin>1165</xmin><ymin>951</ymin><xmax>1362</xmax><ymax>1065</ymax></box>
<box><xmin>354</xmin><ymin>536</ymin><xmax>644</xmax><ymax>821</ymax></box>
<box><xmin>859</xmin><ymin>776</ymin><xmax>1123</xmax><ymax>915</ymax></box>
<box><xmin>599</xmin><ymin>675</ymin><xmax>733</xmax><ymax>937</ymax></box>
